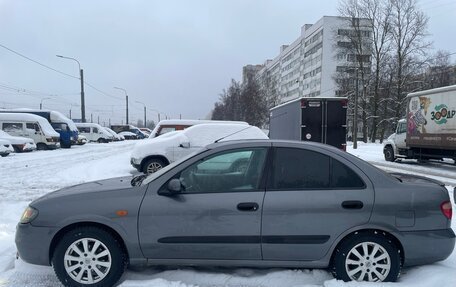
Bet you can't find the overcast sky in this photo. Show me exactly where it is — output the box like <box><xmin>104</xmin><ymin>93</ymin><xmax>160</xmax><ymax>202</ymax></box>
<box><xmin>0</xmin><ymin>0</ymin><xmax>455</xmax><ymax>125</ymax></box>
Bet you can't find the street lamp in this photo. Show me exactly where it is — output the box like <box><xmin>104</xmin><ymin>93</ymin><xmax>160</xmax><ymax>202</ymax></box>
<box><xmin>135</xmin><ymin>101</ymin><xmax>147</xmax><ymax>127</ymax></box>
<box><xmin>40</xmin><ymin>97</ymin><xmax>52</xmax><ymax>110</ymax></box>
<box><xmin>114</xmin><ymin>87</ymin><xmax>128</xmax><ymax>124</ymax></box>
<box><xmin>56</xmin><ymin>55</ymin><xmax>86</xmax><ymax>122</ymax></box>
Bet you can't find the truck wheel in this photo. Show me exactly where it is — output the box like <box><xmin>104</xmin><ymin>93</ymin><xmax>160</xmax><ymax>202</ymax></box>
<box><xmin>52</xmin><ymin>226</ymin><xmax>127</xmax><ymax>287</ymax></box>
<box><xmin>332</xmin><ymin>232</ymin><xmax>401</xmax><ymax>282</ymax></box>
<box><xmin>143</xmin><ymin>158</ymin><xmax>167</xmax><ymax>174</ymax></box>
<box><xmin>384</xmin><ymin>146</ymin><xmax>395</xmax><ymax>162</ymax></box>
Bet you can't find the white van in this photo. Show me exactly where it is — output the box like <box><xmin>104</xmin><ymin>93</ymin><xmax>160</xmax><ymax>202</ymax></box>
<box><xmin>75</xmin><ymin>123</ymin><xmax>113</xmax><ymax>143</ymax></box>
<box><xmin>0</xmin><ymin>113</ymin><xmax>60</xmax><ymax>150</ymax></box>
<box><xmin>131</xmin><ymin>123</ymin><xmax>268</xmax><ymax>174</ymax></box>
<box><xmin>149</xmin><ymin>119</ymin><xmax>248</xmax><ymax>138</ymax></box>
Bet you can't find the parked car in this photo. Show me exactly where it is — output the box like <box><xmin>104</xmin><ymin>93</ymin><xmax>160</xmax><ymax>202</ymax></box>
<box><xmin>118</xmin><ymin>131</ymin><xmax>138</xmax><ymax>140</ymax></box>
<box><xmin>0</xmin><ymin>139</ymin><xmax>14</xmax><ymax>157</ymax></box>
<box><xmin>104</xmin><ymin>127</ymin><xmax>124</xmax><ymax>141</ymax></box>
<box><xmin>0</xmin><ymin>130</ymin><xmax>36</xmax><ymax>153</ymax></box>
<box><xmin>131</xmin><ymin>123</ymin><xmax>268</xmax><ymax>174</ymax></box>
<box><xmin>149</xmin><ymin>119</ymin><xmax>248</xmax><ymax>138</ymax></box>
<box><xmin>0</xmin><ymin>113</ymin><xmax>59</xmax><ymax>150</ymax></box>
<box><xmin>16</xmin><ymin>140</ymin><xmax>454</xmax><ymax>287</ymax></box>
<box><xmin>75</xmin><ymin>123</ymin><xmax>113</xmax><ymax>143</ymax></box>
<box><xmin>110</xmin><ymin>124</ymin><xmax>147</xmax><ymax>139</ymax></box>
<box><xmin>139</xmin><ymin>127</ymin><xmax>152</xmax><ymax>136</ymax></box>
<box><xmin>75</xmin><ymin>135</ymin><xmax>87</xmax><ymax>145</ymax></box>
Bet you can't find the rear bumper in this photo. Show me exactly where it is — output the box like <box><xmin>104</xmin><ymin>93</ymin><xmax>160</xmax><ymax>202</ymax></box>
<box><xmin>15</xmin><ymin>223</ymin><xmax>57</xmax><ymax>266</ymax></box>
<box><xmin>399</xmin><ymin>228</ymin><xmax>455</xmax><ymax>267</ymax></box>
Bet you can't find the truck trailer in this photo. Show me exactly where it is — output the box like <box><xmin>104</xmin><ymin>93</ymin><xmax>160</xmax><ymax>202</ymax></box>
<box><xmin>269</xmin><ymin>97</ymin><xmax>348</xmax><ymax>150</ymax></box>
<box><xmin>383</xmin><ymin>85</ymin><xmax>456</xmax><ymax>163</ymax></box>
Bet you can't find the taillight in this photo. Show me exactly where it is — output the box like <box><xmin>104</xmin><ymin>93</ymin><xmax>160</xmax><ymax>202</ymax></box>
<box><xmin>341</xmin><ymin>143</ymin><xmax>347</xmax><ymax>151</ymax></box>
<box><xmin>440</xmin><ymin>201</ymin><xmax>452</xmax><ymax>220</ymax></box>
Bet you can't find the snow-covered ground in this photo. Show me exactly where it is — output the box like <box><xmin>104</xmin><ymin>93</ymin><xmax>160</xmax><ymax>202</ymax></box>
<box><xmin>0</xmin><ymin>141</ymin><xmax>454</xmax><ymax>287</ymax></box>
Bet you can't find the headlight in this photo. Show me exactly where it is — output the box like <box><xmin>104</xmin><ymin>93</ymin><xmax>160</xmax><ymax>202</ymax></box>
<box><xmin>20</xmin><ymin>206</ymin><xmax>38</xmax><ymax>224</ymax></box>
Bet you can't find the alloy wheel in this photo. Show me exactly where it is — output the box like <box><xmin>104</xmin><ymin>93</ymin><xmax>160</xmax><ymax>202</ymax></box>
<box><xmin>63</xmin><ymin>237</ymin><xmax>112</xmax><ymax>284</ymax></box>
<box><xmin>345</xmin><ymin>241</ymin><xmax>391</xmax><ymax>282</ymax></box>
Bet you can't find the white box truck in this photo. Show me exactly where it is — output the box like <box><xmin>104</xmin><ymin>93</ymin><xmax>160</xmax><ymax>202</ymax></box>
<box><xmin>383</xmin><ymin>85</ymin><xmax>456</xmax><ymax>163</ymax></box>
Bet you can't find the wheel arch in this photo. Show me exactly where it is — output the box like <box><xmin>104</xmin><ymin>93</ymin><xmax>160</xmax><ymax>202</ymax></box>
<box><xmin>140</xmin><ymin>155</ymin><xmax>170</xmax><ymax>172</ymax></box>
<box><xmin>49</xmin><ymin>221</ymin><xmax>130</xmax><ymax>265</ymax></box>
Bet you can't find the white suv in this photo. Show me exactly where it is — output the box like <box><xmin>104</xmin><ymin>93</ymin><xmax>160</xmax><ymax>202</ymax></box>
<box><xmin>131</xmin><ymin>123</ymin><xmax>268</xmax><ymax>174</ymax></box>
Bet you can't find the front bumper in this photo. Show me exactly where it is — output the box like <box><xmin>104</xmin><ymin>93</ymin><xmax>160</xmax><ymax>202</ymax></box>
<box><xmin>399</xmin><ymin>228</ymin><xmax>455</xmax><ymax>267</ymax></box>
<box><xmin>15</xmin><ymin>223</ymin><xmax>58</xmax><ymax>266</ymax></box>
<box><xmin>46</xmin><ymin>142</ymin><xmax>60</xmax><ymax>150</ymax></box>
<box><xmin>130</xmin><ymin>158</ymin><xmax>142</xmax><ymax>172</ymax></box>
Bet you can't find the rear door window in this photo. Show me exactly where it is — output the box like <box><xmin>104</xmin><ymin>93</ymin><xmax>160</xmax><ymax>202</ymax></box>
<box><xmin>270</xmin><ymin>148</ymin><xmax>330</xmax><ymax>190</ymax></box>
<box><xmin>269</xmin><ymin>147</ymin><xmax>365</xmax><ymax>190</ymax></box>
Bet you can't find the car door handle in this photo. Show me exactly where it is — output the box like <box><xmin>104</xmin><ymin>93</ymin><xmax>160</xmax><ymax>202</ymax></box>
<box><xmin>341</xmin><ymin>200</ymin><xmax>364</xmax><ymax>209</ymax></box>
<box><xmin>237</xmin><ymin>202</ymin><xmax>259</xmax><ymax>212</ymax></box>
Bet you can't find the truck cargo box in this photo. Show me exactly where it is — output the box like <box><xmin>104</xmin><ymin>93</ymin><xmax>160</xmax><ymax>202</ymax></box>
<box><xmin>406</xmin><ymin>85</ymin><xmax>456</xmax><ymax>150</ymax></box>
<box><xmin>269</xmin><ymin>97</ymin><xmax>347</xmax><ymax>150</ymax></box>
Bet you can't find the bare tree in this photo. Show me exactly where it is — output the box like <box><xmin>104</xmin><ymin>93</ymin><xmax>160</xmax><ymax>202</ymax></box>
<box><xmin>389</xmin><ymin>0</ymin><xmax>431</xmax><ymax>121</ymax></box>
<box><xmin>337</xmin><ymin>1</ymin><xmax>374</xmax><ymax>144</ymax></box>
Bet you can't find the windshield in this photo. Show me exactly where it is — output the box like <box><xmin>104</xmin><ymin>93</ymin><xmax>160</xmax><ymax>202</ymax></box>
<box><xmin>141</xmin><ymin>149</ymin><xmax>205</xmax><ymax>185</ymax></box>
<box><xmin>51</xmin><ymin>123</ymin><xmax>68</xmax><ymax>131</ymax></box>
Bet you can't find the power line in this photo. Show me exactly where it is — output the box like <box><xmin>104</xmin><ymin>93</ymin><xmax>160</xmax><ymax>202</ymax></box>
<box><xmin>0</xmin><ymin>43</ymin><xmax>124</xmax><ymax>102</ymax></box>
<box><xmin>0</xmin><ymin>43</ymin><xmax>79</xmax><ymax>80</ymax></box>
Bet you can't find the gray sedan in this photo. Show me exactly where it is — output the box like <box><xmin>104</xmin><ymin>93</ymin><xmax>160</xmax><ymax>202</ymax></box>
<box><xmin>16</xmin><ymin>140</ymin><xmax>455</xmax><ymax>286</ymax></box>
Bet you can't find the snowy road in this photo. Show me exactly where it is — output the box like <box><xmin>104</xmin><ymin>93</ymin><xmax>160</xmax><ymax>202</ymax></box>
<box><xmin>0</xmin><ymin>141</ymin><xmax>454</xmax><ymax>287</ymax></box>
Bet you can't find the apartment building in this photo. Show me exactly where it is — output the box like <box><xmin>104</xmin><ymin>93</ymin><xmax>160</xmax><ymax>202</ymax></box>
<box><xmin>249</xmin><ymin>16</ymin><xmax>372</xmax><ymax>104</ymax></box>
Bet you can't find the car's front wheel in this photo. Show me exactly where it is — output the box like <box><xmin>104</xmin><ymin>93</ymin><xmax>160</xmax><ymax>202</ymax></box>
<box><xmin>52</xmin><ymin>226</ymin><xmax>127</xmax><ymax>287</ymax></box>
<box><xmin>332</xmin><ymin>232</ymin><xmax>401</xmax><ymax>282</ymax></box>
<box><xmin>384</xmin><ymin>146</ymin><xmax>395</xmax><ymax>162</ymax></box>
<box><xmin>143</xmin><ymin>158</ymin><xmax>167</xmax><ymax>174</ymax></box>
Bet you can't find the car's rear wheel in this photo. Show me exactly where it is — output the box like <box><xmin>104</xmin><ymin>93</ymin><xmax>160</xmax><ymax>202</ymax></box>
<box><xmin>52</xmin><ymin>226</ymin><xmax>127</xmax><ymax>287</ymax></box>
<box><xmin>332</xmin><ymin>232</ymin><xmax>401</xmax><ymax>282</ymax></box>
<box><xmin>144</xmin><ymin>158</ymin><xmax>167</xmax><ymax>174</ymax></box>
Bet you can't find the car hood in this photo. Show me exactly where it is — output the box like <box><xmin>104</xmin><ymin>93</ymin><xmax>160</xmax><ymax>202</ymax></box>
<box><xmin>131</xmin><ymin>132</ymin><xmax>188</xmax><ymax>159</ymax></box>
<box><xmin>33</xmin><ymin>176</ymin><xmax>134</xmax><ymax>204</ymax></box>
<box><xmin>0</xmin><ymin>135</ymin><xmax>34</xmax><ymax>145</ymax></box>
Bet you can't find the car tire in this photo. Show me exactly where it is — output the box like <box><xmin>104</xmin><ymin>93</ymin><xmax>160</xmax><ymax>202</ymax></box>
<box><xmin>36</xmin><ymin>143</ymin><xmax>48</xmax><ymax>150</ymax></box>
<box><xmin>384</xmin><ymin>146</ymin><xmax>395</xmax><ymax>162</ymax></box>
<box><xmin>52</xmin><ymin>226</ymin><xmax>127</xmax><ymax>287</ymax></box>
<box><xmin>143</xmin><ymin>158</ymin><xmax>167</xmax><ymax>174</ymax></box>
<box><xmin>97</xmin><ymin>138</ymin><xmax>107</xmax><ymax>143</ymax></box>
<box><xmin>332</xmin><ymin>231</ymin><xmax>401</xmax><ymax>282</ymax></box>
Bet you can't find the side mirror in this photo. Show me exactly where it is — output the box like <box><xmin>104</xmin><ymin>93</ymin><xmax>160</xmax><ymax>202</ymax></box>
<box><xmin>179</xmin><ymin>142</ymin><xmax>190</xmax><ymax>148</ymax></box>
<box><xmin>167</xmin><ymin>178</ymin><xmax>182</xmax><ymax>194</ymax></box>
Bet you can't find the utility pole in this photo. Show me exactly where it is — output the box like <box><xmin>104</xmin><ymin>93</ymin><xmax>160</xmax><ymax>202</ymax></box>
<box><xmin>353</xmin><ymin>69</ymin><xmax>359</xmax><ymax>149</ymax></box>
<box><xmin>56</xmin><ymin>55</ymin><xmax>86</xmax><ymax>122</ymax></box>
<box><xmin>91</xmin><ymin>113</ymin><xmax>93</xmax><ymax>123</ymax></box>
<box><xmin>69</xmin><ymin>109</ymin><xmax>72</xmax><ymax>119</ymax></box>
<box><xmin>114</xmin><ymin>87</ymin><xmax>128</xmax><ymax>125</ymax></box>
<box><xmin>135</xmin><ymin>101</ymin><xmax>147</xmax><ymax>127</ymax></box>
<box><xmin>97</xmin><ymin>115</ymin><xmax>100</xmax><ymax>125</ymax></box>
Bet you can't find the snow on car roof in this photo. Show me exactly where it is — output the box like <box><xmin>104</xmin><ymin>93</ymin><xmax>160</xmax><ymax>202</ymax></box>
<box><xmin>0</xmin><ymin>113</ymin><xmax>59</xmax><ymax>137</ymax></box>
<box><xmin>1</xmin><ymin>108</ymin><xmax>78</xmax><ymax>132</ymax></box>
